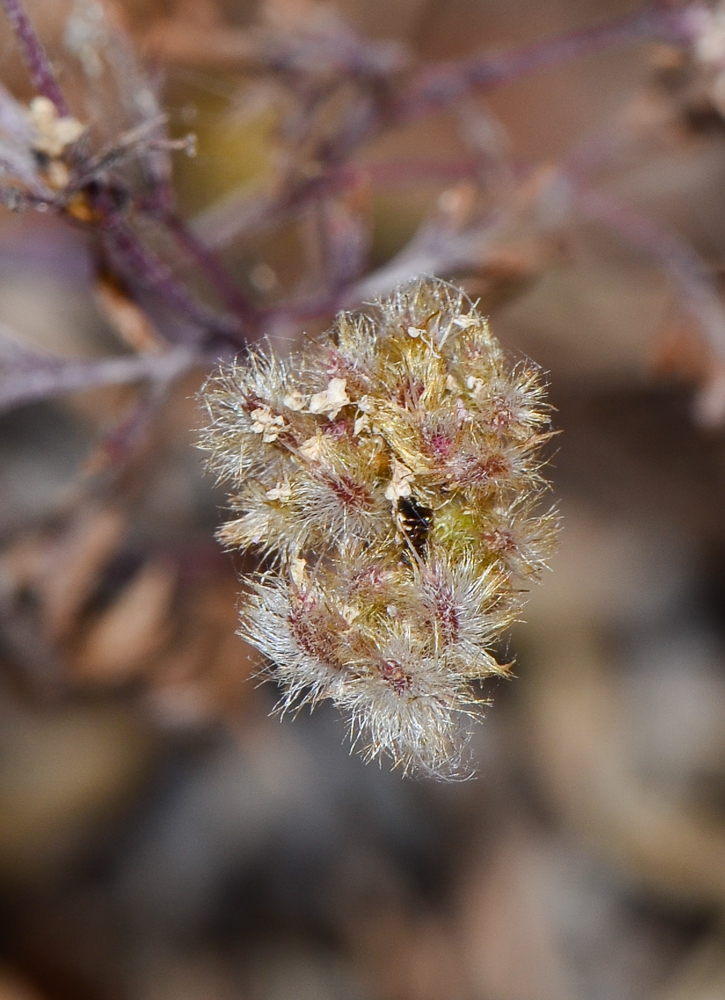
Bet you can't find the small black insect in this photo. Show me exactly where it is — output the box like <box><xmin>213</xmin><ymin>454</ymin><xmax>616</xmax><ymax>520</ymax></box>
<box><xmin>397</xmin><ymin>495</ymin><xmax>433</xmax><ymax>561</ymax></box>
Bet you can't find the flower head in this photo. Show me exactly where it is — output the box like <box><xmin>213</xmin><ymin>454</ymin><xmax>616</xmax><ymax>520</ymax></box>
<box><xmin>198</xmin><ymin>277</ymin><xmax>559</xmax><ymax>776</ymax></box>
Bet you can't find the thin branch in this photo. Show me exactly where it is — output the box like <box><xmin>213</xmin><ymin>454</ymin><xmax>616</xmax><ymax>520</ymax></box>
<box><xmin>161</xmin><ymin>214</ymin><xmax>260</xmax><ymax>327</ymax></box>
<box><xmin>140</xmin><ymin>15</ymin><xmax>407</xmax><ymax>77</ymax></box>
<box><xmin>0</xmin><ymin>0</ymin><xmax>69</xmax><ymax>115</ymax></box>
<box><xmin>574</xmin><ymin>184</ymin><xmax>725</xmax><ymax>364</ymax></box>
<box><xmin>80</xmin><ymin>379</ymin><xmax>170</xmax><ymax>478</ymax></box>
<box><xmin>349</xmin><ymin>211</ymin><xmax>507</xmax><ymax>303</ymax></box>
<box><xmin>394</xmin><ymin>3</ymin><xmax>703</xmax><ymax>122</ymax></box>
<box><xmin>0</xmin><ymin>336</ymin><xmax>201</xmax><ymax>413</ymax></box>
<box><xmin>67</xmin><ymin>117</ymin><xmax>181</xmax><ymax>191</ymax></box>
<box><xmin>100</xmin><ymin>214</ymin><xmax>247</xmax><ymax>346</ymax></box>
<box><xmin>190</xmin><ymin>172</ymin><xmax>354</xmax><ymax>251</ymax></box>
<box><xmin>265</xmin><ymin>206</ymin><xmax>512</xmax><ymax>321</ymax></box>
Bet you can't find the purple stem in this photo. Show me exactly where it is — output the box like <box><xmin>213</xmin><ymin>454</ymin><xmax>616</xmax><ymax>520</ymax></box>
<box><xmin>101</xmin><ymin>214</ymin><xmax>246</xmax><ymax>346</ymax></box>
<box><xmin>161</xmin><ymin>215</ymin><xmax>260</xmax><ymax>327</ymax></box>
<box><xmin>0</xmin><ymin>342</ymin><xmax>201</xmax><ymax>413</ymax></box>
<box><xmin>86</xmin><ymin>380</ymin><xmax>168</xmax><ymax>474</ymax></box>
<box><xmin>0</xmin><ymin>0</ymin><xmax>69</xmax><ymax>115</ymax></box>
<box><xmin>394</xmin><ymin>3</ymin><xmax>701</xmax><ymax>122</ymax></box>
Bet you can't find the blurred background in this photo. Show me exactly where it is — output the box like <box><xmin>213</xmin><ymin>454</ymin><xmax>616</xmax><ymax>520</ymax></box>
<box><xmin>3</xmin><ymin>0</ymin><xmax>725</xmax><ymax>997</ymax></box>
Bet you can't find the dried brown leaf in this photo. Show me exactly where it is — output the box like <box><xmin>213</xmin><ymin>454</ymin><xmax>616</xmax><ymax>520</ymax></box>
<box><xmin>0</xmin><ymin>507</ymin><xmax>127</xmax><ymax>643</ymax></box>
<box><xmin>40</xmin><ymin>507</ymin><xmax>127</xmax><ymax>641</ymax></box>
<box><xmin>146</xmin><ymin>575</ymin><xmax>258</xmax><ymax>724</ymax></box>
<box><xmin>94</xmin><ymin>275</ymin><xmax>167</xmax><ymax>355</ymax></box>
<box><xmin>71</xmin><ymin>559</ymin><xmax>176</xmax><ymax>683</ymax></box>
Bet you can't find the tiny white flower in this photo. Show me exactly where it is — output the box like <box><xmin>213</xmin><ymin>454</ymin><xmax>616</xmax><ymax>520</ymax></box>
<box><xmin>28</xmin><ymin>96</ymin><xmax>84</xmax><ymax>159</ymax></box>
<box><xmin>384</xmin><ymin>458</ymin><xmax>414</xmax><ymax>502</ymax></box>
<box><xmin>299</xmin><ymin>435</ymin><xmax>324</xmax><ymax>461</ymax></box>
<box><xmin>452</xmin><ymin>314</ymin><xmax>478</xmax><ymax>329</ymax></box>
<box><xmin>340</xmin><ymin>604</ymin><xmax>360</xmax><ymax>624</ymax></box>
<box><xmin>266</xmin><ymin>481</ymin><xmax>293</xmax><ymax>501</ymax></box>
<box><xmin>308</xmin><ymin>378</ymin><xmax>349</xmax><ymax>419</ymax></box>
<box><xmin>407</xmin><ymin>326</ymin><xmax>425</xmax><ymax>338</ymax></box>
<box><xmin>283</xmin><ymin>390</ymin><xmax>307</xmax><ymax>411</ymax></box>
<box><xmin>354</xmin><ymin>414</ymin><xmax>371</xmax><ymax>436</ymax></box>
<box><xmin>250</xmin><ymin>405</ymin><xmax>286</xmax><ymax>442</ymax></box>
<box><xmin>291</xmin><ymin>557</ymin><xmax>307</xmax><ymax>589</ymax></box>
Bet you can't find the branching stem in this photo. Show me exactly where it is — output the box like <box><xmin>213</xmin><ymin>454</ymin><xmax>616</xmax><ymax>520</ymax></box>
<box><xmin>395</xmin><ymin>3</ymin><xmax>702</xmax><ymax>121</ymax></box>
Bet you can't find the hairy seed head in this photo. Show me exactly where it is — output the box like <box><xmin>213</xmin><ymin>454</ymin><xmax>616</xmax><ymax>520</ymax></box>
<box><xmin>198</xmin><ymin>277</ymin><xmax>559</xmax><ymax>777</ymax></box>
